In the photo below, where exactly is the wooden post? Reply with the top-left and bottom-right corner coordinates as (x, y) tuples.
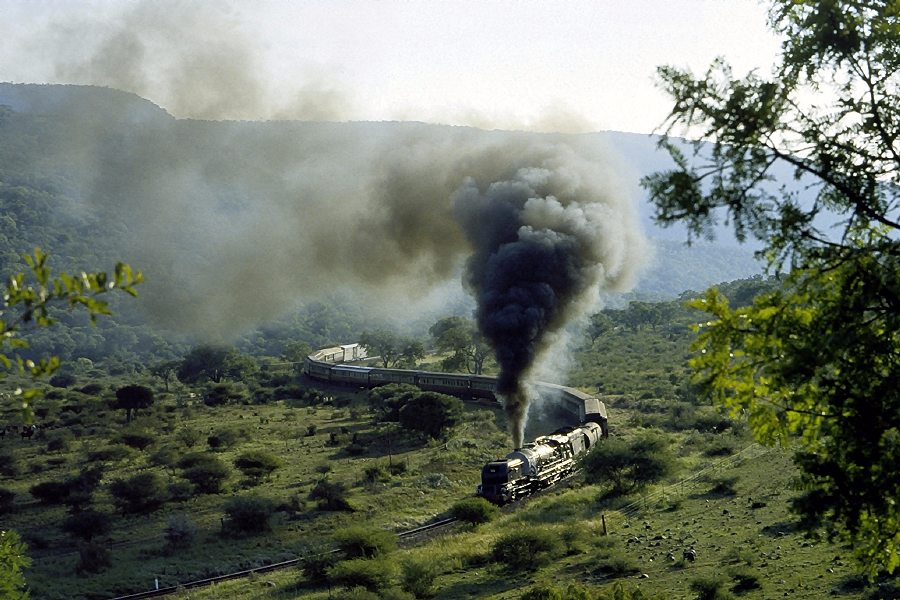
(601, 513), (608, 535)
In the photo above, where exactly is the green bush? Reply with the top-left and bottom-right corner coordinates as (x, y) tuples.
(75, 541), (111, 574)
(116, 428), (156, 451)
(86, 444), (138, 463)
(109, 472), (168, 514)
(0, 451), (20, 477)
(334, 525), (396, 559)
(29, 479), (71, 504)
(401, 557), (439, 598)
(690, 576), (735, 600)
(61, 509), (112, 541)
(449, 497), (498, 526)
(179, 454), (230, 493)
(582, 432), (679, 494)
(328, 558), (397, 592)
(50, 372), (77, 388)
(207, 427), (245, 450)
(310, 480), (354, 511)
(233, 450), (282, 482)
(302, 549), (338, 585)
(79, 382), (105, 396)
(398, 392), (463, 438)
(164, 514), (198, 550)
(46, 430), (74, 452)
(490, 528), (563, 571)
(223, 494), (277, 535)
(0, 487), (15, 514)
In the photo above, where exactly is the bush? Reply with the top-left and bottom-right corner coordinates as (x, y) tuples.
(310, 480), (354, 511)
(29, 480), (71, 504)
(0, 487), (15, 514)
(728, 566), (762, 593)
(116, 428), (156, 451)
(109, 472), (168, 514)
(450, 497), (498, 526)
(204, 382), (248, 406)
(490, 528), (563, 571)
(176, 427), (202, 448)
(328, 558), (397, 592)
(582, 432), (679, 494)
(234, 450), (282, 482)
(0, 451), (20, 477)
(223, 494), (277, 535)
(334, 526), (396, 559)
(363, 465), (390, 485)
(207, 427), (245, 450)
(179, 454), (230, 493)
(167, 480), (195, 502)
(164, 514), (197, 550)
(87, 444), (138, 463)
(46, 430), (74, 452)
(149, 447), (180, 473)
(79, 382), (105, 396)
(398, 392), (463, 438)
(50, 372), (77, 388)
(75, 541), (111, 574)
(302, 548), (338, 584)
(401, 557), (439, 598)
(690, 576), (735, 600)
(61, 509), (112, 541)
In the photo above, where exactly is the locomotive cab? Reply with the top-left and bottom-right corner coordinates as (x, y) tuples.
(477, 457), (526, 504)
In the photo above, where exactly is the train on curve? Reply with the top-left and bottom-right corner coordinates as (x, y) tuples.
(305, 343), (609, 504)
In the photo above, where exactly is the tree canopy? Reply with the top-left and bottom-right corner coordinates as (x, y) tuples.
(643, 0), (899, 576)
(429, 316), (491, 374)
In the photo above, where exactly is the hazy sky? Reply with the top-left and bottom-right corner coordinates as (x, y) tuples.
(0, 0), (782, 134)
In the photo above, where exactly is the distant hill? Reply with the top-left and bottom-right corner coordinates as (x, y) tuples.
(0, 83), (763, 346)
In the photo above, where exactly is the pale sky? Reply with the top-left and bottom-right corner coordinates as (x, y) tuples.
(0, 0), (782, 134)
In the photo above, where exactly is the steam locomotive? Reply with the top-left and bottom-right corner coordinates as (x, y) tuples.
(477, 421), (604, 504)
(305, 343), (609, 504)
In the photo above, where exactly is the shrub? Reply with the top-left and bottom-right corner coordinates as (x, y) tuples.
(690, 576), (735, 600)
(302, 548), (338, 584)
(490, 528), (563, 571)
(450, 497), (498, 526)
(167, 480), (195, 502)
(0, 487), (15, 514)
(164, 514), (198, 550)
(46, 430), (74, 452)
(61, 509), (112, 541)
(328, 558), (397, 592)
(334, 526), (396, 559)
(310, 480), (353, 511)
(29, 480), (71, 504)
(75, 541), (111, 574)
(149, 447), (180, 473)
(582, 432), (679, 494)
(0, 451), (20, 477)
(398, 392), (463, 438)
(79, 382), (105, 396)
(207, 427), (245, 450)
(109, 472), (168, 514)
(223, 494), (277, 535)
(181, 455), (230, 494)
(363, 465), (390, 485)
(176, 427), (202, 448)
(87, 444), (138, 463)
(49, 372), (77, 388)
(401, 557), (439, 598)
(728, 566), (762, 593)
(204, 382), (248, 406)
(234, 450), (282, 482)
(116, 428), (156, 451)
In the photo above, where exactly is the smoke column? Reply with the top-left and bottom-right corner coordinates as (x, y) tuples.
(453, 145), (644, 447)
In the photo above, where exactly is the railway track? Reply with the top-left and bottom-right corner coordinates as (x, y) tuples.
(107, 517), (458, 600)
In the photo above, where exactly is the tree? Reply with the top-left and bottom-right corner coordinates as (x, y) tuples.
(359, 329), (401, 368)
(150, 360), (180, 392)
(429, 316), (490, 374)
(177, 345), (256, 384)
(582, 433), (678, 495)
(398, 392), (463, 438)
(233, 450), (282, 483)
(642, 0), (899, 576)
(178, 453), (230, 493)
(585, 312), (614, 344)
(0, 248), (142, 423)
(109, 472), (168, 514)
(114, 385), (154, 423)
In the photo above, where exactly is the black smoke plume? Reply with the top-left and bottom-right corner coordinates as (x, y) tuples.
(454, 148), (643, 447)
